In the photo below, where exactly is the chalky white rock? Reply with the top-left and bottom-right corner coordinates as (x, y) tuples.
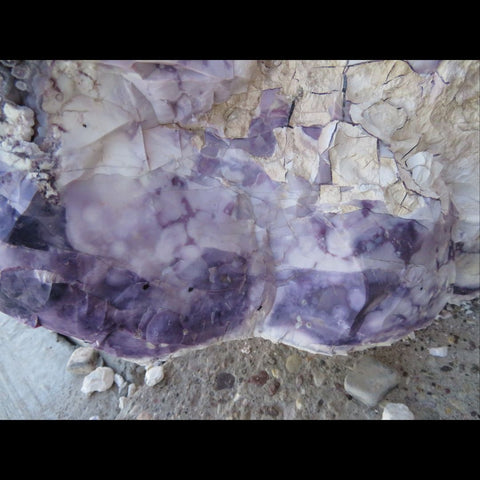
(145, 365), (165, 387)
(81, 366), (115, 395)
(428, 346), (449, 357)
(382, 402), (415, 420)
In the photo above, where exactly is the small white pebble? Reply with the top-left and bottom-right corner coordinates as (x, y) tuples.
(114, 373), (126, 388)
(382, 403), (415, 420)
(89, 416), (101, 420)
(428, 346), (449, 357)
(127, 383), (137, 397)
(145, 365), (165, 387)
(270, 367), (281, 379)
(81, 366), (115, 395)
(118, 396), (128, 410)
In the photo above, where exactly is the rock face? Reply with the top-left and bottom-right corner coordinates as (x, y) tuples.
(0, 60), (478, 362)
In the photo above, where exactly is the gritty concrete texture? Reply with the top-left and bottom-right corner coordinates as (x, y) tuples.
(1, 298), (479, 420)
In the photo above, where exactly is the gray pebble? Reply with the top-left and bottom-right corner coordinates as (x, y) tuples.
(312, 371), (326, 387)
(66, 346), (98, 375)
(344, 356), (399, 407)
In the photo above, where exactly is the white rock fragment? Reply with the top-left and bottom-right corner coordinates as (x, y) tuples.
(0, 102), (35, 142)
(428, 346), (449, 357)
(379, 156), (399, 187)
(329, 122), (379, 187)
(66, 346), (98, 375)
(352, 100), (408, 139)
(405, 151), (443, 194)
(81, 366), (115, 395)
(291, 91), (342, 126)
(382, 403), (415, 420)
(344, 356), (399, 407)
(127, 383), (137, 397)
(89, 416), (101, 420)
(114, 373), (127, 389)
(144, 365), (165, 387)
(118, 396), (128, 410)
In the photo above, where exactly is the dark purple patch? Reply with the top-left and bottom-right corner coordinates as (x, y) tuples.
(302, 125), (322, 140)
(215, 372), (235, 390)
(196, 155), (220, 176)
(268, 379), (281, 396)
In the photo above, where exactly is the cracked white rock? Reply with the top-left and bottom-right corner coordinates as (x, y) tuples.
(291, 91), (342, 126)
(329, 122), (379, 187)
(81, 366), (115, 395)
(382, 402), (415, 420)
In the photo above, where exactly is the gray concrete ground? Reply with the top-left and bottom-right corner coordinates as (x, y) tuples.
(1, 298), (478, 420)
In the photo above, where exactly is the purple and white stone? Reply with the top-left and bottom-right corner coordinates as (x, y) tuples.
(0, 60), (478, 362)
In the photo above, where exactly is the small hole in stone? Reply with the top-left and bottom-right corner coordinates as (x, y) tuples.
(188, 287), (194, 292)
(142, 283), (150, 290)
(82, 124), (87, 128)
(257, 305), (263, 311)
